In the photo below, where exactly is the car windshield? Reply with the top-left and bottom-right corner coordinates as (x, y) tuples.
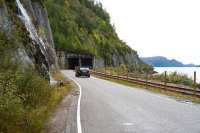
(80, 67), (89, 71)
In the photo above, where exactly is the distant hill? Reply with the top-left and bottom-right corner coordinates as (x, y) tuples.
(141, 56), (197, 67)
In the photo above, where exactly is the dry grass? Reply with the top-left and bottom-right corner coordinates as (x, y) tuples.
(52, 70), (66, 81)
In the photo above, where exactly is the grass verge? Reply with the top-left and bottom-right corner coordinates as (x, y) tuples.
(22, 71), (72, 133)
(0, 70), (72, 133)
(37, 71), (72, 132)
(93, 75), (200, 104)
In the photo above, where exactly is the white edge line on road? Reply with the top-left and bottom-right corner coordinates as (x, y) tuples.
(67, 76), (82, 133)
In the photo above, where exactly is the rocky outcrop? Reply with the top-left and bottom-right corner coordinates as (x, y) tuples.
(32, 2), (57, 70)
(94, 50), (145, 68)
(19, 0), (57, 68)
(0, 0), (57, 80)
(0, 2), (11, 34)
(32, 2), (55, 48)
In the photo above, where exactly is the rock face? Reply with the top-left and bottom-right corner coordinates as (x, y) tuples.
(94, 50), (145, 69)
(0, 0), (57, 80)
(112, 51), (142, 66)
(28, 1), (55, 48)
(0, 2), (11, 34)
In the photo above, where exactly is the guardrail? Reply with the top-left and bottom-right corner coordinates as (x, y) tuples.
(90, 70), (200, 98)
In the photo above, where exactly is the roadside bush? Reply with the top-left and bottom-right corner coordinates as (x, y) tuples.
(197, 84), (200, 89)
(16, 70), (51, 109)
(0, 67), (52, 132)
(0, 71), (24, 132)
(0, 56), (52, 133)
(153, 72), (194, 87)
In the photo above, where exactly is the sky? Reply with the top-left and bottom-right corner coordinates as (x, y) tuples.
(97, 0), (200, 64)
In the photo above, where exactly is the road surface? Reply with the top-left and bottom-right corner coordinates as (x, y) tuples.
(62, 70), (200, 133)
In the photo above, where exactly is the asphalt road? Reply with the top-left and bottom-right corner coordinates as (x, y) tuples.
(62, 70), (200, 133)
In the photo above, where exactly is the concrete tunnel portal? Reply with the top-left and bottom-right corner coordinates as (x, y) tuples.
(67, 57), (93, 69)
(57, 51), (94, 69)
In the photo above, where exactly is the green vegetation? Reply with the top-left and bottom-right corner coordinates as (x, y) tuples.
(0, 0), (4, 6)
(0, 29), (71, 132)
(94, 61), (153, 74)
(153, 72), (200, 88)
(0, 67), (71, 133)
(154, 72), (193, 85)
(96, 65), (153, 76)
(44, 0), (134, 65)
(95, 66), (199, 88)
(96, 65), (129, 75)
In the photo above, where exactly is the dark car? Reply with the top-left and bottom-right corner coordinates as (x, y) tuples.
(75, 67), (90, 77)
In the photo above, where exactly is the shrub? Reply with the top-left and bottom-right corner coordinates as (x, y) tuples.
(0, 67), (52, 132)
(16, 70), (51, 109)
(153, 72), (194, 87)
(0, 71), (24, 132)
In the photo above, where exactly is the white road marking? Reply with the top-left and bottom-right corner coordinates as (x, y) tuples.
(122, 123), (135, 126)
(67, 76), (83, 133)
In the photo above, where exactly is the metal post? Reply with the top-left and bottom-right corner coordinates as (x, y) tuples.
(164, 71), (167, 86)
(108, 67), (110, 78)
(117, 63), (119, 80)
(105, 66), (106, 77)
(94, 66), (96, 73)
(93, 56), (95, 70)
(127, 66), (129, 79)
(117, 69), (119, 80)
(194, 71), (196, 89)
(145, 73), (148, 89)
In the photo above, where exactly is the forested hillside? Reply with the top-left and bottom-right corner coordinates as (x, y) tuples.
(45, 0), (130, 54)
(45, 0), (149, 68)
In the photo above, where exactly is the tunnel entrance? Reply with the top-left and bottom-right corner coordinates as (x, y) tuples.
(67, 58), (79, 69)
(56, 51), (94, 69)
(59, 52), (94, 69)
(81, 58), (93, 68)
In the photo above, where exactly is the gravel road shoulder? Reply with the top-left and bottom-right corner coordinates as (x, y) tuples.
(45, 80), (80, 133)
